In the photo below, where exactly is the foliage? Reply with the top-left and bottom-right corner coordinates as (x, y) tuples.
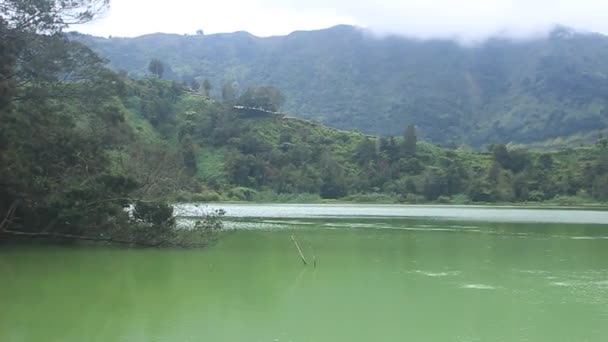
(0, 1), (222, 248)
(402, 124), (417, 158)
(202, 79), (212, 97)
(221, 81), (237, 103)
(148, 58), (165, 78)
(237, 86), (285, 112)
(140, 84), (608, 205)
(1, 0), (109, 32)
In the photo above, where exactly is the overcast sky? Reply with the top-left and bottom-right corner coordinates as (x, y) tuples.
(75, 0), (608, 42)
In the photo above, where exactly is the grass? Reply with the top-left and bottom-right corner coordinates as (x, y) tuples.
(122, 96), (164, 144)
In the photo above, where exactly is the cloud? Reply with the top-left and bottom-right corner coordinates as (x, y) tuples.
(75, 0), (608, 42)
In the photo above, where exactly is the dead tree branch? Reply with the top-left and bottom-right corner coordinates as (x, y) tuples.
(0, 201), (18, 232)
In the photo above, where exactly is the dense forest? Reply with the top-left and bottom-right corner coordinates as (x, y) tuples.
(73, 25), (608, 148)
(105, 76), (608, 206)
(1, 1), (608, 247)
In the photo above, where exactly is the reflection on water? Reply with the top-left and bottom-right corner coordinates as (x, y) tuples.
(1, 204), (608, 342)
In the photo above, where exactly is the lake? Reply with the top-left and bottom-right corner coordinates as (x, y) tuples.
(2, 204), (608, 341)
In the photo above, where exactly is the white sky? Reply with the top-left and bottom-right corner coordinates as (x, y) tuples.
(75, 0), (608, 42)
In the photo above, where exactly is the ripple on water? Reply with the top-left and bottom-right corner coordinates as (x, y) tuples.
(260, 220), (316, 225)
(550, 281), (574, 287)
(461, 284), (496, 290)
(568, 236), (608, 240)
(415, 270), (462, 277)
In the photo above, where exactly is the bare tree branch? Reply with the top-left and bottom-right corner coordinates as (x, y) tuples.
(0, 201), (18, 232)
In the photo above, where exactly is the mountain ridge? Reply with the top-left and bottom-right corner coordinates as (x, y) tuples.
(72, 24), (608, 148)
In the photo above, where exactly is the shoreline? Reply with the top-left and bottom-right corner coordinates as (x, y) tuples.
(174, 200), (608, 211)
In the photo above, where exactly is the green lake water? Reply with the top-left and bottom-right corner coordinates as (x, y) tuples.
(2, 204), (608, 341)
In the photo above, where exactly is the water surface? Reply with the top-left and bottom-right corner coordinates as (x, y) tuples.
(177, 203), (608, 224)
(2, 204), (608, 341)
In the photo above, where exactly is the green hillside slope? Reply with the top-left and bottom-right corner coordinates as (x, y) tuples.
(118, 78), (608, 205)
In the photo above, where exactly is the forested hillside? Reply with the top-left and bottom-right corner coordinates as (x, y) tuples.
(73, 25), (608, 147)
(117, 79), (608, 205)
(3, 1), (608, 248)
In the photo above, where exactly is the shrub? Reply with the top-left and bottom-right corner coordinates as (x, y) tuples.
(436, 196), (451, 204)
(344, 193), (397, 203)
(450, 194), (471, 205)
(400, 194), (425, 204)
(229, 187), (258, 201)
(191, 191), (221, 202)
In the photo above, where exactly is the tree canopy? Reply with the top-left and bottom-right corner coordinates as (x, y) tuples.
(0, 0), (224, 247)
(236, 86), (285, 112)
(148, 58), (165, 78)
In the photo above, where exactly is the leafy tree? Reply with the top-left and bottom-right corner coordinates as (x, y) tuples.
(148, 58), (165, 78)
(488, 162), (501, 185)
(319, 153), (347, 199)
(468, 179), (493, 202)
(180, 135), (197, 176)
(512, 173), (530, 201)
(592, 175), (608, 200)
(491, 144), (529, 173)
(221, 81), (236, 103)
(237, 86), (285, 112)
(446, 163), (467, 195)
(491, 144), (511, 168)
(202, 79), (212, 97)
(238, 131), (272, 155)
(538, 154), (554, 169)
(0, 0), (109, 32)
(508, 148), (531, 173)
(422, 167), (448, 200)
(354, 138), (377, 165)
(190, 79), (200, 91)
(396, 157), (424, 175)
(401, 124), (417, 157)
(379, 136), (399, 162)
(225, 152), (268, 188)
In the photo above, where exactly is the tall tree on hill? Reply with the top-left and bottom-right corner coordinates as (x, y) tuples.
(148, 58), (165, 78)
(222, 82), (236, 103)
(354, 138), (378, 165)
(320, 152), (347, 199)
(203, 79), (212, 97)
(190, 79), (200, 91)
(402, 124), (417, 157)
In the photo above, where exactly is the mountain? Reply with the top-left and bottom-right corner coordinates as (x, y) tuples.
(71, 25), (608, 147)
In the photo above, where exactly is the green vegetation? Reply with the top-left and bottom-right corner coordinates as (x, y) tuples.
(106, 78), (608, 206)
(0, 0), (223, 247)
(72, 25), (608, 147)
(1, 1), (607, 248)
